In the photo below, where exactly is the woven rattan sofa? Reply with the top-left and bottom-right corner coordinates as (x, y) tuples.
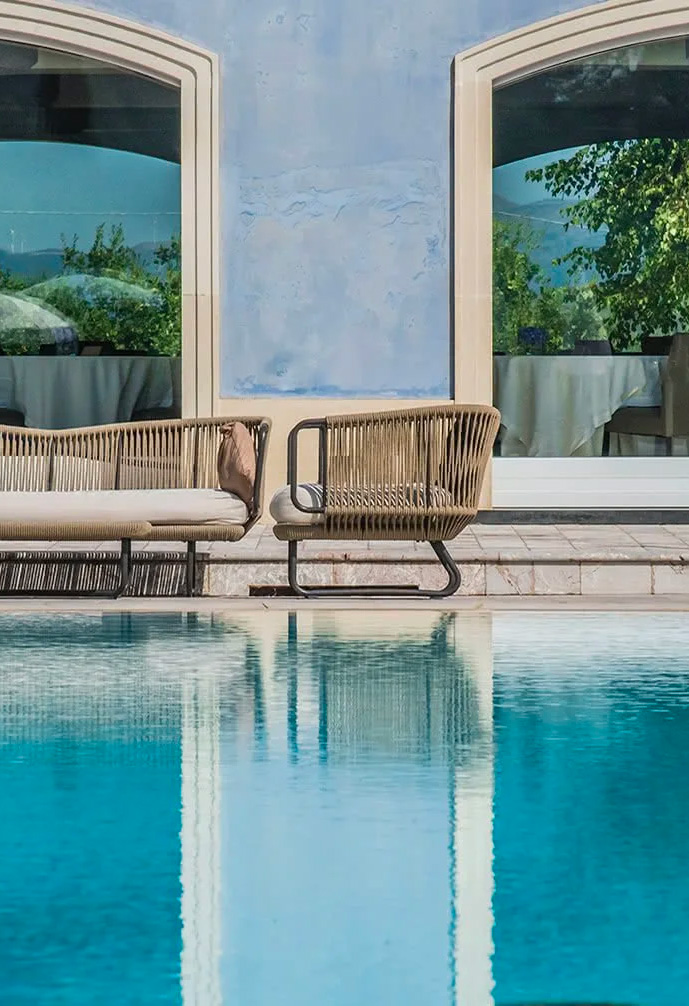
(0, 417), (270, 597)
(270, 404), (500, 598)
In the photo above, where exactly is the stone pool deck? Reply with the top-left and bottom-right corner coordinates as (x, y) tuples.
(202, 523), (689, 596)
(2, 523), (689, 596)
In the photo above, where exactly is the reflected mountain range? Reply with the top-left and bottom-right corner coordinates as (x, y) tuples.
(0, 242), (162, 280)
(493, 191), (605, 285)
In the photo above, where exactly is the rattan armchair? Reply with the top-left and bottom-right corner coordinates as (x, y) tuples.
(271, 404), (500, 598)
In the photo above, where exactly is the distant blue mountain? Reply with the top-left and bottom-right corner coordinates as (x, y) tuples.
(0, 248), (63, 279)
(493, 192), (605, 286)
(0, 243), (161, 280)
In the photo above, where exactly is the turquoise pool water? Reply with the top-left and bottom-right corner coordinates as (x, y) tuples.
(1, 611), (687, 1004)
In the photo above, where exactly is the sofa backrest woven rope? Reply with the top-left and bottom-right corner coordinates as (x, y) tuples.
(0, 417), (270, 519)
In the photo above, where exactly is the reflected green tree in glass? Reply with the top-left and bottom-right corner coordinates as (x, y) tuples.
(493, 220), (607, 354)
(0, 223), (181, 356)
(526, 138), (689, 349)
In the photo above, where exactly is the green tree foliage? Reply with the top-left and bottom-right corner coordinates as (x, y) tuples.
(526, 138), (689, 348)
(62, 222), (144, 278)
(493, 219), (608, 354)
(0, 267), (31, 292)
(493, 219), (543, 351)
(0, 223), (181, 356)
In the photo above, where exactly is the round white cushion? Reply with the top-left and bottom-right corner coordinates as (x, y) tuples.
(269, 483), (324, 526)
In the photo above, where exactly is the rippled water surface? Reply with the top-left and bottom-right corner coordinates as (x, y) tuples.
(0, 611), (688, 1005)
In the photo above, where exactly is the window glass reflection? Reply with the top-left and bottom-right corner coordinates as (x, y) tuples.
(0, 43), (180, 427)
(493, 38), (689, 457)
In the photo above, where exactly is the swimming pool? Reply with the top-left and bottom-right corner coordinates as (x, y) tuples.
(0, 610), (687, 1004)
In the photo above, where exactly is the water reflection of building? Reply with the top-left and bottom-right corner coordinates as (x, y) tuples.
(215, 610), (496, 1006)
(177, 612), (689, 1004)
(0, 610), (497, 1005)
(0, 615), (191, 1003)
(0, 613), (245, 1006)
(181, 671), (221, 1006)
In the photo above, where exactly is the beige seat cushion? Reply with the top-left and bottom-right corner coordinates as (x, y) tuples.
(270, 483), (324, 526)
(0, 489), (248, 526)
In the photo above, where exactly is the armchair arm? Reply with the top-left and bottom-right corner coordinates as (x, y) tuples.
(287, 418), (327, 514)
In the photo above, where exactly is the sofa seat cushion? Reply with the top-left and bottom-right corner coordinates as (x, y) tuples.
(0, 489), (249, 526)
(270, 482), (454, 526)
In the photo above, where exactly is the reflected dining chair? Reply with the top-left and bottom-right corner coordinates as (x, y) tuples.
(130, 406), (180, 422)
(573, 337), (612, 355)
(0, 408), (25, 427)
(603, 332), (689, 455)
(641, 333), (674, 355)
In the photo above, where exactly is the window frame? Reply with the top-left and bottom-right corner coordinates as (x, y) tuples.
(453, 0), (689, 507)
(0, 0), (219, 417)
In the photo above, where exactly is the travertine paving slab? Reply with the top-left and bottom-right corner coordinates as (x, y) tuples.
(1, 523), (688, 596)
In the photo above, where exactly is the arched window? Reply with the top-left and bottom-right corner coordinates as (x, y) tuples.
(454, 1), (689, 507)
(0, 2), (216, 428)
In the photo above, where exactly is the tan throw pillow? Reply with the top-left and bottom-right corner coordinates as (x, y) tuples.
(217, 422), (256, 506)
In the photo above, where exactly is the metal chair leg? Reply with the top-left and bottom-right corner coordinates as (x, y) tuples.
(287, 540), (309, 598)
(113, 538), (132, 598)
(429, 541), (462, 597)
(186, 541), (197, 597)
(287, 538), (462, 599)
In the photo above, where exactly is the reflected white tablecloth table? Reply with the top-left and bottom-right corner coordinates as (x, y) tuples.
(0, 356), (180, 429)
(493, 355), (664, 457)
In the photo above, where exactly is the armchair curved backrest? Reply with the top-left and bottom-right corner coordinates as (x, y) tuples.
(323, 404), (500, 535)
